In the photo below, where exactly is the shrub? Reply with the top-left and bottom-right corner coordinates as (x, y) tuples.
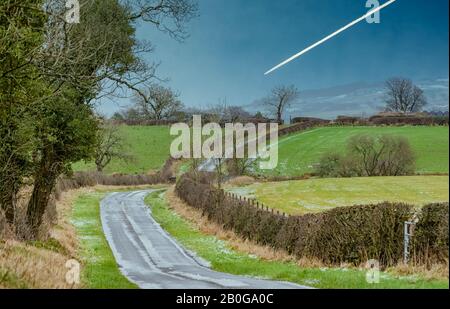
(413, 203), (449, 265)
(316, 153), (341, 178)
(226, 158), (256, 176)
(315, 134), (416, 177)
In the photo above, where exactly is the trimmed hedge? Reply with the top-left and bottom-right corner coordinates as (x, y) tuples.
(292, 117), (331, 125)
(368, 115), (449, 126)
(55, 157), (177, 197)
(278, 121), (321, 137)
(176, 174), (448, 267)
(412, 203), (449, 265)
(300, 203), (412, 266)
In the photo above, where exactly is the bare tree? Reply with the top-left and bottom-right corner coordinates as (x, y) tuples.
(347, 134), (415, 177)
(95, 123), (132, 172)
(384, 78), (428, 113)
(226, 157), (255, 176)
(124, 0), (199, 41)
(134, 84), (184, 120)
(205, 99), (228, 123)
(264, 85), (299, 124)
(225, 106), (251, 123)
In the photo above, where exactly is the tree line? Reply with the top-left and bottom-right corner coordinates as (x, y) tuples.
(112, 77), (429, 126)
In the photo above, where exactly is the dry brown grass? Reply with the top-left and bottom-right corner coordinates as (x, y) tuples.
(0, 240), (76, 289)
(0, 184), (156, 289)
(387, 262), (449, 280)
(0, 187), (86, 289)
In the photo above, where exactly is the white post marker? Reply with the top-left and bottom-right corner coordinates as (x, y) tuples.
(264, 0), (397, 75)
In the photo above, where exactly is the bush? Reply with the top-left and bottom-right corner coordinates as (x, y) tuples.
(315, 134), (416, 177)
(316, 153), (357, 178)
(413, 203), (449, 265)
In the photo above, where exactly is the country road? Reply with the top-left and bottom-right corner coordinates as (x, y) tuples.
(100, 190), (308, 289)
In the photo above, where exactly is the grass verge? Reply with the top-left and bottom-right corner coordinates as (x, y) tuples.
(145, 190), (449, 289)
(71, 190), (137, 289)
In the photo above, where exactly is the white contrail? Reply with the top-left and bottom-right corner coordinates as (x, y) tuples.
(264, 0), (397, 75)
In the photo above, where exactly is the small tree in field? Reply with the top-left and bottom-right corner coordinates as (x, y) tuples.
(347, 134), (415, 176)
(94, 124), (132, 172)
(315, 134), (415, 177)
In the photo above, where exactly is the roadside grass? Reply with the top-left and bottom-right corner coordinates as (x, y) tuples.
(0, 240), (71, 288)
(258, 126), (449, 177)
(72, 191), (137, 289)
(0, 266), (28, 288)
(227, 176), (449, 215)
(145, 190), (449, 289)
(73, 125), (173, 174)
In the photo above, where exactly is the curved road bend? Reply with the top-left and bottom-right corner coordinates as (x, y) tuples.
(100, 190), (309, 289)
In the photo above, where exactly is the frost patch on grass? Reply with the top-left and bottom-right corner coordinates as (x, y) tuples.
(71, 219), (98, 227)
(303, 279), (320, 285)
(226, 187), (256, 199)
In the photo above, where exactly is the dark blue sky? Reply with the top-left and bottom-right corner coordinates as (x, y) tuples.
(98, 0), (449, 114)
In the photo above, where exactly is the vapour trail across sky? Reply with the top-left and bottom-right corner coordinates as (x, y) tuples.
(264, 0), (397, 75)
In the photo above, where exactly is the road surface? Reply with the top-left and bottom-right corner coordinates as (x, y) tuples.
(100, 190), (308, 289)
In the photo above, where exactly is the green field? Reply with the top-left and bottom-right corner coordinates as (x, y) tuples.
(145, 190), (448, 289)
(73, 125), (173, 174)
(259, 126), (449, 176)
(227, 176), (449, 215)
(73, 125), (448, 176)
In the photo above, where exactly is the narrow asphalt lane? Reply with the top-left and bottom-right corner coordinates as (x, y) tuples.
(100, 190), (309, 289)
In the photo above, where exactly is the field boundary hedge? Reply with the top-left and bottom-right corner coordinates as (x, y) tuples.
(175, 173), (449, 267)
(55, 157), (177, 197)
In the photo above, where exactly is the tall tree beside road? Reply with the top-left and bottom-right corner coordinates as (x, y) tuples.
(0, 0), (47, 225)
(0, 0), (198, 237)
